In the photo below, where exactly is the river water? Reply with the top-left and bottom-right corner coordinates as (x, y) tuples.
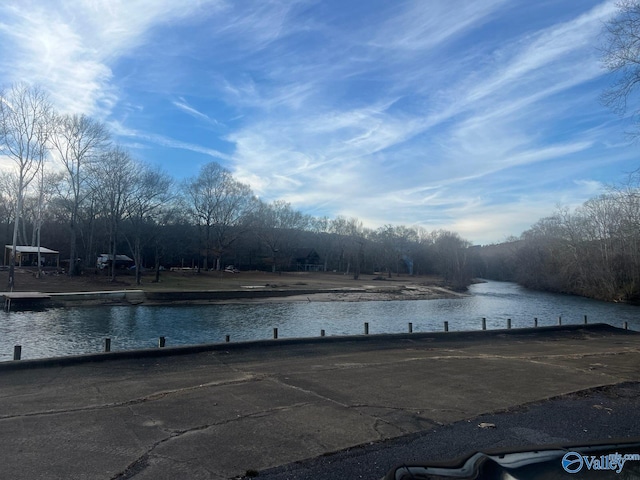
(1, 280), (638, 361)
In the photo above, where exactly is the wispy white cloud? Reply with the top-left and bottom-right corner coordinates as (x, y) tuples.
(0, 0), (634, 244)
(0, 0), (219, 116)
(109, 120), (232, 162)
(172, 1), (636, 242)
(172, 97), (222, 127)
(369, 0), (508, 52)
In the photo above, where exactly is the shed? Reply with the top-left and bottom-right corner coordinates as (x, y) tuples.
(4, 245), (60, 268)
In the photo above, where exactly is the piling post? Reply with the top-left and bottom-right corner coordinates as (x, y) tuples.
(104, 338), (111, 353)
(225, 335), (230, 343)
(159, 336), (166, 348)
(321, 329), (325, 337)
(624, 321), (628, 330)
(558, 316), (562, 326)
(482, 318), (486, 330)
(584, 315), (588, 325)
(444, 321), (449, 332)
(364, 322), (369, 335)
(408, 322), (413, 333)
(507, 318), (511, 329)
(273, 328), (278, 339)
(13, 345), (21, 361)
(534, 317), (538, 328)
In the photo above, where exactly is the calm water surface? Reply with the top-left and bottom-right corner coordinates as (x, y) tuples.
(1, 280), (638, 361)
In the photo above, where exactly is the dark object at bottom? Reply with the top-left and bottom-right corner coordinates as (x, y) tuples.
(384, 438), (640, 479)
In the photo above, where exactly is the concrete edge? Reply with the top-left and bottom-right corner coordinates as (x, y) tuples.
(0, 323), (634, 372)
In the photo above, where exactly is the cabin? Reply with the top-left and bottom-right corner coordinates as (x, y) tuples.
(293, 248), (323, 271)
(3, 245), (60, 268)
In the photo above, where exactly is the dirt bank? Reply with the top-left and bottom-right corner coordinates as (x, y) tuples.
(0, 268), (467, 305)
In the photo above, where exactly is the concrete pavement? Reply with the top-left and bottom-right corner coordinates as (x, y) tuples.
(0, 324), (639, 479)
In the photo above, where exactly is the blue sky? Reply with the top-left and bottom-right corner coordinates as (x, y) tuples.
(0, 0), (636, 244)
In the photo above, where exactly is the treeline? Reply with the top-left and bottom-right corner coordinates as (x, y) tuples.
(0, 83), (475, 289)
(477, 176), (640, 302)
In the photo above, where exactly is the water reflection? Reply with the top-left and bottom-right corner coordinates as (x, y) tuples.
(1, 280), (638, 361)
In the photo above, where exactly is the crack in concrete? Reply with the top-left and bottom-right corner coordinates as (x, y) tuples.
(0, 374), (258, 421)
(267, 376), (350, 409)
(111, 401), (313, 479)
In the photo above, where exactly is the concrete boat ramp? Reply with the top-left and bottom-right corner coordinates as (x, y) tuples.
(2, 291), (51, 311)
(0, 324), (639, 479)
(2, 290), (146, 311)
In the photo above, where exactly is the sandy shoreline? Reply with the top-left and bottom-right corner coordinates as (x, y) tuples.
(24, 284), (468, 308)
(1, 269), (467, 307)
(0, 269), (466, 306)
(211, 284), (468, 304)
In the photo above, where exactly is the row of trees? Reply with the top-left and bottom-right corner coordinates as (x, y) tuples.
(476, 176), (640, 302)
(0, 83), (475, 289)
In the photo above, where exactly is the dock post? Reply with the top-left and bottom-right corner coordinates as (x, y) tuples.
(225, 335), (230, 343)
(558, 316), (562, 326)
(584, 315), (588, 325)
(13, 345), (21, 361)
(104, 338), (111, 352)
(159, 336), (166, 348)
(507, 318), (511, 329)
(444, 321), (449, 332)
(624, 321), (628, 330)
(273, 328), (278, 339)
(364, 322), (369, 335)
(534, 317), (538, 328)
(482, 318), (486, 330)
(408, 322), (413, 333)
(321, 329), (325, 337)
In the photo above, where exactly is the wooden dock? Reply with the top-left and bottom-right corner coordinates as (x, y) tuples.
(2, 292), (51, 312)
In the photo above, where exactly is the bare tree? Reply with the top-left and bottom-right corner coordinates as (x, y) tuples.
(309, 216), (333, 272)
(91, 146), (136, 281)
(124, 165), (173, 285)
(184, 162), (257, 271)
(330, 216), (365, 279)
(0, 83), (53, 290)
(601, 0), (640, 132)
(31, 166), (62, 277)
(431, 230), (472, 290)
(254, 200), (308, 272)
(50, 114), (110, 275)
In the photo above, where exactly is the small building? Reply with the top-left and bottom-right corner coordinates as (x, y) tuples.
(3, 245), (60, 268)
(293, 248), (323, 271)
